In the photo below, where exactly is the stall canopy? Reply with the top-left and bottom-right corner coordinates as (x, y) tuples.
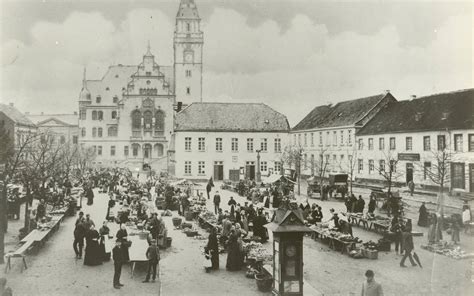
(262, 174), (283, 184)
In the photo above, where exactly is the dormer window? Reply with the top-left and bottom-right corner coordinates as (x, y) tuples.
(415, 112), (423, 121)
(441, 112), (450, 120)
(96, 96), (101, 103)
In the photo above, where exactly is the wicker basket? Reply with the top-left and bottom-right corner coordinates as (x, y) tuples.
(172, 217), (182, 227)
(255, 273), (272, 292)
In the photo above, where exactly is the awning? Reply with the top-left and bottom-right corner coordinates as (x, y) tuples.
(262, 174), (282, 184)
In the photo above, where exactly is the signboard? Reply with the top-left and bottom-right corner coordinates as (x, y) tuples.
(398, 153), (420, 161)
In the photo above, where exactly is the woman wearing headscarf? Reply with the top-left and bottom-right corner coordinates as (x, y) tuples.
(205, 227), (219, 270)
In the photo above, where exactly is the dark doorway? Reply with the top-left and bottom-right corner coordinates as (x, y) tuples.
(246, 161), (256, 180)
(214, 161), (224, 181)
(469, 164), (474, 193)
(406, 163), (414, 184)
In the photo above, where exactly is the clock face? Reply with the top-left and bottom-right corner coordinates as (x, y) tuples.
(285, 245), (296, 257)
(184, 52), (193, 63)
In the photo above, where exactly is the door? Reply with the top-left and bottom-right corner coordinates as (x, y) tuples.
(469, 164), (474, 193)
(246, 161), (255, 180)
(143, 144), (152, 159)
(406, 163), (414, 184)
(214, 161), (224, 181)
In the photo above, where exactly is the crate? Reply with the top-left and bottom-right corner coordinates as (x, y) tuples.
(366, 249), (378, 259)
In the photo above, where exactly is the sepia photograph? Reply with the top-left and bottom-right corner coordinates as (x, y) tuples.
(0, 0), (473, 295)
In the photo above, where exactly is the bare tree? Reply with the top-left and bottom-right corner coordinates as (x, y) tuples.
(373, 150), (403, 196)
(75, 145), (96, 175)
(280, 144), (304, 195)
(314, 147), (331, 197)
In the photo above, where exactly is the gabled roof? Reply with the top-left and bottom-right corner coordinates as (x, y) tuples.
(0, 104), (36, 127)
(27, 113), (78, 127)
(175, 102), (290, 132)
(357, 89), (474, 135)
(292, 92), (394, 130)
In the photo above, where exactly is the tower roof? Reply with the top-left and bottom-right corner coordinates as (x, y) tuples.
(79, 67), (91, 101)
(144, 41), (154, 58)
(176, 0), (200, 19)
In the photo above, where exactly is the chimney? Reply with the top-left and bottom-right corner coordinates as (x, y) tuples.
(384, 90), (390, 95)
(9, 103), (14, 107)
(410, 95), (416, 100)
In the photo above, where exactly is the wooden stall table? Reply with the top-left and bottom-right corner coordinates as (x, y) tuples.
(328, 237), (356, 254)
(128, 232), (151, 278)
(372, 221), (390, 233)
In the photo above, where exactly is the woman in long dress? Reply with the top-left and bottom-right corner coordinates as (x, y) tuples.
(84, 225), (102, 266)
(418, 202), (429, 227)
(206, 227), (219, 270)
(99, 221), (110, 261)
(226, 230), (242, 271)
(116, 225), (130, 262)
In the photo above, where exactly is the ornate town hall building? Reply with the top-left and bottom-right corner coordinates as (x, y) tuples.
(78, 0), (203, 172)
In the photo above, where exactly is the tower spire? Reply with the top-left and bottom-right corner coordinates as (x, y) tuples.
(82, 66), (87, 89)
(144, 40), (153, 57)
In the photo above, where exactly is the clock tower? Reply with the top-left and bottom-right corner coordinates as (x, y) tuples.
(174, 0), (203, 105)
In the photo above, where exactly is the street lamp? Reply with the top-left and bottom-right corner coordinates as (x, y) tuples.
(256, 149), (262, 183)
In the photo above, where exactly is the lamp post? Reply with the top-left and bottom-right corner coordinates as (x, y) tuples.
(256, 149), (262, 183)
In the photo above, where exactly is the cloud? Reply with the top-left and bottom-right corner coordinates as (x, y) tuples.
(0, 7), (471, 126)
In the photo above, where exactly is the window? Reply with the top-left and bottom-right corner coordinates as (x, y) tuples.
(319, 132), (323, 146)
(132, 145), (139, 157)
(369, 160), (374, 174)
(198, 137), (205, 151)
(420, 136), (430, 151)
(143, 110), (153, 129)
(105, 87), (110, 91)
(146, 71), (151, 76)
(451, 163), (465, 189)
(274, 161), (282, 173)
(303, 154), (308, 169)
(185, 137), (192, 151)
(274, 138), (281, 153)
(92, 110), (97, 120)
(379, 160), (385, 174)
(98, 111), (103, 120)
(132, 110), (141, 129)
(469, 134), (474, 152)
(216, 138), (223, 152)
(98, 127), (103, 137)
(358, 159), (363, 173)
(231, 138), (238, 152)
(185, 161), (192, 175)
(97, 146), (102, 156)
(423, 162), (431, 180)
(155, 110), (165, 133)
(72, 136), (78, 144)
(389, 160), (396, 173)
(437, 135), (446, 150)
(81, 128), (86, 137)
(303, 133), (307, 146)
(390, 137), (396, 150)
(198, 161), (205, 175)
(108, 126), (117, 137)
(406, 137), (413, 151)
(186, 87), (190, 95)
(379, 138), (385, 150)
(247, 138), (254, 152)
(348, 130), (352, 145)
(333, 131), (337, 146)
(79, 109), (86, 120)
(96, 96), (101, 103)
(340, 131), (344, 145)
(311, 133), (314, 147)
(454, 134), (463, 152)
(298, 134), (301, 145)
(326, 132), (330, 146)
(124, 146), (129, 156)
(358, 138), (363, 150)
(110, 146), (116, 156)
(60, 135), (66, 144)
(293, 134), (296, 145)
(112, 111), (117, 119)
(368, 138), (374, 150)
(261, 161), (267, 172)
(92, 127), (97, 138)
(260, 138), (267, 152)
(186, 70), (192, 77)
(113, 96), (118, 103)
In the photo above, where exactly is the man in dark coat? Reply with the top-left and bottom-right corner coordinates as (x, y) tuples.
(112, 240), (124, 289)
(73, 214), (86, 259)
(418, 202), (429, 227)
(143, 239), (160, 282)
(400, 228), (417, 267)
(206, 177), (214, 200)
(213, 191), (221, 215)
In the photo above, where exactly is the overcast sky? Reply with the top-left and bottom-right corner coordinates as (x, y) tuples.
(0, 0), (472, 125)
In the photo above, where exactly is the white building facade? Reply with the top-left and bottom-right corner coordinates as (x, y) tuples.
(356, 89), (474, 194)
(27, 113), (79, 145)
(174, 103), (290, 181)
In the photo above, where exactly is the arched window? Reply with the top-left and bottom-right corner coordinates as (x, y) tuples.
(92, 127), (97, 137)
(108, 126), (118, 137)
(144, 110), (153, 129)
(81, 128), (86, 137)
(155, 110), (165, 134)
(98, 111), (103, 120)
(92, 110), (97, 120)
(98, 127), (103, 137)
(154, 144), (164, 157)
(143, 144), (152, 158)
(131, 110), (141, 129)
(132, 143), (140, 157)
(111, 111), (117, 119)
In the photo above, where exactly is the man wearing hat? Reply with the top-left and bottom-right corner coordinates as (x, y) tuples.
(361, 269), (383, 296)
(112, 239), (124, 289)
(143, 239), (160, 283)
